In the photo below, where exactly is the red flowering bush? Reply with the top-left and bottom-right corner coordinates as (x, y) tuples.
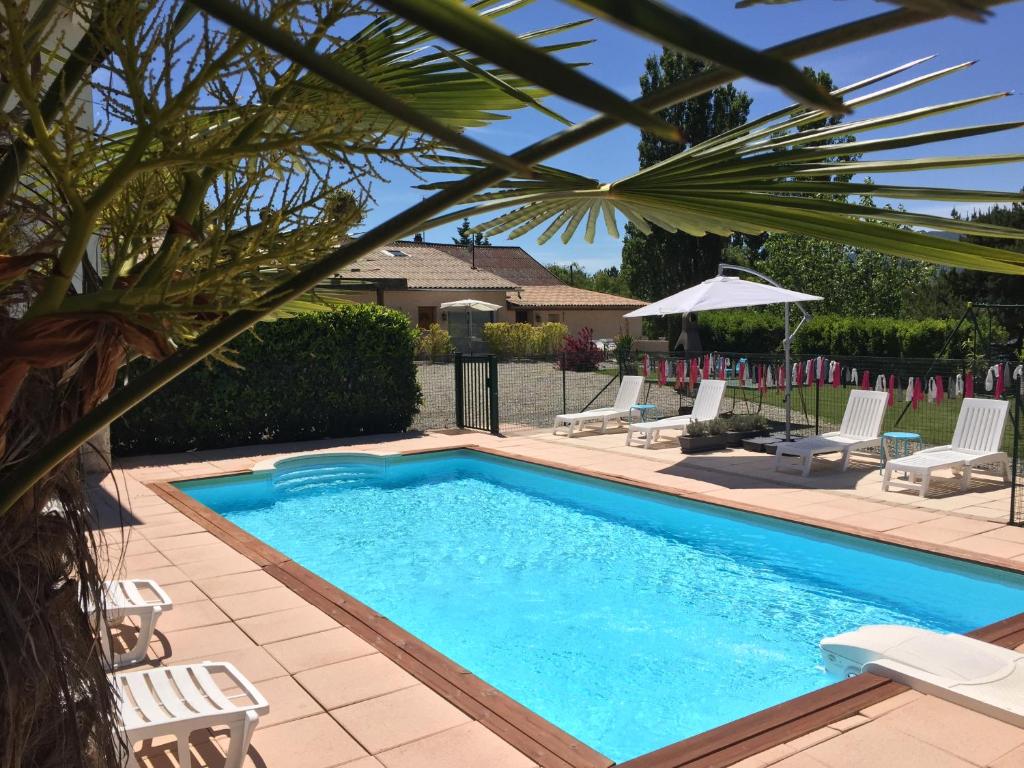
(558, 327), (605, 372)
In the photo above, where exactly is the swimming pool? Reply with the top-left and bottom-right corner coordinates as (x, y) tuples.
(176, 450), (1024, 762)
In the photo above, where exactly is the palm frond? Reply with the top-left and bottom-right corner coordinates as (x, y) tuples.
(419, 57), (1024, 274)
(735, 0), (993, 21)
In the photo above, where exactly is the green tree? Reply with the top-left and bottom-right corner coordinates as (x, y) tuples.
(620, 50), (752, 340)
(545, 262), (632, 296)
(453, 217), (491, 246)
(945, 196), (1024, 347)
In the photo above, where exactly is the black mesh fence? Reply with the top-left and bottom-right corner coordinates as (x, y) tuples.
(412, 354), (621, 433)
(413, 347), (1022, 524)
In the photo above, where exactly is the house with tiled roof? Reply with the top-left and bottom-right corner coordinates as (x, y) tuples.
(322, 241), (644, 343)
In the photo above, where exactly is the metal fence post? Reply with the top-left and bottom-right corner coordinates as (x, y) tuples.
(454, 353), (464, 429)
(561, 352), (567, 416)
(1011, 380), (1021, 526)
(814, 368), (820, 436)
(487, 355), (500, 435)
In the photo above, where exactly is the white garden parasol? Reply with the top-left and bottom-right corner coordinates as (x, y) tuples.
(624, 265), (823, 440)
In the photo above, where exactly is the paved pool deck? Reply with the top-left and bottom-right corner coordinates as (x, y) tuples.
(93, 427), (1024, 768)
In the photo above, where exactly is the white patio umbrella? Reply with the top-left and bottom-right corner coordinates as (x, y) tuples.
(440, 299), (502, 354)
(624, 265), (823, 440)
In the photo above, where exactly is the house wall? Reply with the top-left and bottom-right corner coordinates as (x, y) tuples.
(515, 308), (640, 339)
(334, 289), (513, 328)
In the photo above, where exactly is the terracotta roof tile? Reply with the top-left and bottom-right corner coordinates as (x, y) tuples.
(334, 245), (517, 290)
(506, 285), (646, 309)
(412, 241), (563, 286)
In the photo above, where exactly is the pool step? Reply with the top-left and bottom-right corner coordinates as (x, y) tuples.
(272, 464), (382, 492)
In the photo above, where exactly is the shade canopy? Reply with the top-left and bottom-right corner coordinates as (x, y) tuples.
(440, 299), (503, 312)
(624, 276), (822, 318)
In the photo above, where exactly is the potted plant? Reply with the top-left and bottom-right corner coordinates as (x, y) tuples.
(678, 418), (730, 453)
(725, 413), (770, 447)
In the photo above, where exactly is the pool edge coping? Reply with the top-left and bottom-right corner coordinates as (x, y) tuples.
(144, 443), (1024, 768)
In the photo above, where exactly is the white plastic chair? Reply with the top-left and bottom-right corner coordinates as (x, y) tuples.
(116, 661), (268, 768)
(776, 390), (888, 476)
(553, 375), (644, 436)
(883, 398), (1010, 497)
(94, 579), (173, 669)
(625, 379), (727, 448)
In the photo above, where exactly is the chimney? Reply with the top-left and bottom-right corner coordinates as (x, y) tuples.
(470, 241), (476, 270)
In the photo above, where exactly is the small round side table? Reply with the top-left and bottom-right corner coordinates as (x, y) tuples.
(881, 431), (923, 475)
(630, 404), (656, 423)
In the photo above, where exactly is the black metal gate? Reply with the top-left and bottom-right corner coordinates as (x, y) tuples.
(454, 354), (499, 434)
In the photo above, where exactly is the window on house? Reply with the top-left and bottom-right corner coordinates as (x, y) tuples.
(384, 248), (407, 257)
(515, 310), (529, 323)
(417, 306), (437, 329)
(548, 313), (561, 323)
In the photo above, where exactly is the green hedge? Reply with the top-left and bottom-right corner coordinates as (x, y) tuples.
(112, 306), (421, 456)
(699, 311), (978, 357)
(482, 322), (567, 358)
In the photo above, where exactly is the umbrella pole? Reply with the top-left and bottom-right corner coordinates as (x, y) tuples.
(784, 302), (792, 442)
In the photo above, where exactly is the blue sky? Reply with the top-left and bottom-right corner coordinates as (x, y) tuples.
(360, 1), (1024, 270)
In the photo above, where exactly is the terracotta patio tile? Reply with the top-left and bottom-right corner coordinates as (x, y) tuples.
(975, 525), (1024, 543)
(990, 743), (1024, 767)
(376, 721), (535, 768)
(161, 580), (207, 605)
(151, 531), (224, 552)
(248, 674), (325, 728)
(137, 519), (206, 539)
(131, 564), (189, 585)
(880, 695), (1024, 765)
(157, 622), (255, 661)
(237, 604), (338, 645)
(784, 727), (841, 753)
(213, 586), (310, 620)
(728, 744), (794, 767)
(806, 721), (978, 768)
(175, 645), (288, 684)
(165, 541), (249, 565)
(265, 627), (377, 674)
(890, 523), (982, 545)
(907, 516), (1004, 534)
(828, 511), (910, 532)
(771, 754), (830, 768)
(158, 599), (231, 633)
(195, 569), (284, 597)
(241, 713), (368, 768)
(947, 535), (1024, 560)
(829, 715), (870, 732)
(176, 552), (260, 580)
(859, 690), (920, 718)
(122, 548), (174, 572)
(295, 654), (418, 710)
(330, 684), (470, 753)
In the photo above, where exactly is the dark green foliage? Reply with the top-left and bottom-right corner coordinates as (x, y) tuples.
(545, 262), (632, 296)
(453, 217), (490, 245)
(699, 311), (982, 357)
(945, 196), (1024, 348)
(112, 306), (421, 455)
(620, 50), (752, 342)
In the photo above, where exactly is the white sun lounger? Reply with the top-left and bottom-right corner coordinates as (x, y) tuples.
(553, 375), (644, 436)
(94, 578), (173, 669)
(821, 625), (1024, 729)
(883, 397), (1009, 498)
(116, 661), (269, 768)
(625, 379), (726, 448)
(776, 390), (888, 476)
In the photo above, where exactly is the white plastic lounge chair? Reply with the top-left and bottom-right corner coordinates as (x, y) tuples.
(882, 397), (1009, 498)
(821, 624), (1024, 729)
(775, 389), (888, 476)
(553, 375), (644, 436)
(116, 661), (269, 768)
(94, 578), (173, 669)
(625, 379), (727, 449)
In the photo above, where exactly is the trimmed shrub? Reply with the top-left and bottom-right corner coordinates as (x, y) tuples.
(558, 327), (605, 372)
(111, 305), (421, 456)
(699, 311), (983, 357)
(482, 322), (567, 358)
(418, 322), (454, 361)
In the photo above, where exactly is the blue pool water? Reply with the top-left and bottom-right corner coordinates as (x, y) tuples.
(177, 451), (1024, 761)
